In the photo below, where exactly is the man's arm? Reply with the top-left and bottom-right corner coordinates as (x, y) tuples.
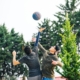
(57, 61), (63, 67)
(34, 32), (40, 47)
(52, 60), (63, 67)
(32, 28), (45, 53)
(38, 42), (46, 53)
(33, 28), (45, 47)
(12, 51), (20, 66)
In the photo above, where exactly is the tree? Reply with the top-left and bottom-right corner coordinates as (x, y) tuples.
(54, 0), (80, 52)
(0, 24), (28, 79)
(56, 14), (80, 80)
(38, 19), (61, 48)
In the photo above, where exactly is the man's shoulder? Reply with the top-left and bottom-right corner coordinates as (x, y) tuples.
(42, 50), (48, 57)
(48, 54), (58, 61)
(32, 46), (38, 51)
(21, 55), (27, 59)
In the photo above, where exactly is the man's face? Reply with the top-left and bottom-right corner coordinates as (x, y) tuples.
(49, 46), (56, 53)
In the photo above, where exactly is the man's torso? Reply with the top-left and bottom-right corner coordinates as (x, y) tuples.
(42, 53), (58, 78)
(19, 47), (41, 77)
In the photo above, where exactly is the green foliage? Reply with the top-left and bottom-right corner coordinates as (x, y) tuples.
(57, 0), (80, 11)
(56, 15), (80, 80)
(53, 0), (80, 51)
(0, 24), (28, 77)
(38, 19), (61, 49)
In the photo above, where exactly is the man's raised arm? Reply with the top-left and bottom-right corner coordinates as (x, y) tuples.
(38, 42), (46, 53)
(33, 28), (45, 47)
(32, 28), (45, 53)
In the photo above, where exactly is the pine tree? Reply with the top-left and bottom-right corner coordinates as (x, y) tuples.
(38, 19), (61, 48)
(56, 14), (80, 80)
(54, 0), (80, 52)
(0, 24), (9, 79)
(0, 24), (28, 79)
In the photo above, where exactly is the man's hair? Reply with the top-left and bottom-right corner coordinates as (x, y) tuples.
(24, 46), (31, 55)
(55, 45), (60, 51)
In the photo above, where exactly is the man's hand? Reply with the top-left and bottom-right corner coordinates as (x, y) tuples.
(12, 50), (16, 57)
(51, 60), (58, 65)
(32, 28), (45, 42)
(39, 28), (45, 32)
(52, 60), (63, 67)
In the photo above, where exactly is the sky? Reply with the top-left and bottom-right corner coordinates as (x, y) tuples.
(0, 0), (65, 42)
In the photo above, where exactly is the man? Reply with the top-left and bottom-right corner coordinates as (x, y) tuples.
(12, 28), (45, 80)
(38, 43), (63, 80)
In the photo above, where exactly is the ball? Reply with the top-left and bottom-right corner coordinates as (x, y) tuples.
(32, 12), (41, 20)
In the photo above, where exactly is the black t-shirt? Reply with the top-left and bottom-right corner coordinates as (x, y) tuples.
(19, 46), (41, 77)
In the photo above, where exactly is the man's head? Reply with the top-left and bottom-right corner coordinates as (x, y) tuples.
(24, 46), (31, 55)
(49, 45), (60, 54)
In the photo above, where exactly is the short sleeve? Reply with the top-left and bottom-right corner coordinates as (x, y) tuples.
(18, 56), (26, 64)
